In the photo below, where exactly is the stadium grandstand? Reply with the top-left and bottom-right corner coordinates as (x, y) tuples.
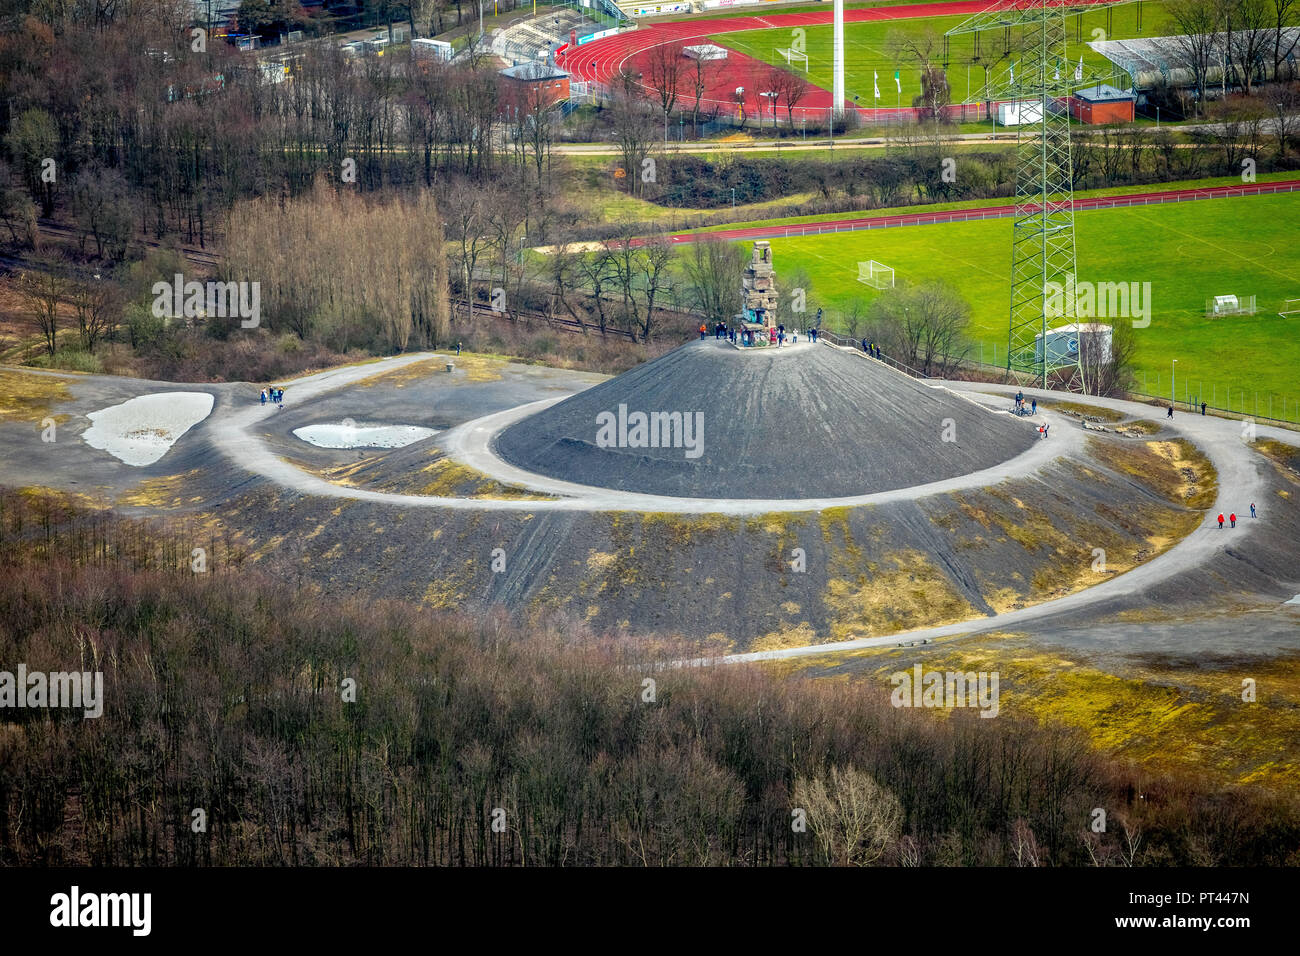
(1090, 28), (1300, 92)
(492, 5), (625, 65)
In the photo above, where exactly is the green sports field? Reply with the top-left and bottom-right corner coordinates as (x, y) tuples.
(761, 191), (1300, 419)
(712, 5), (1169, 106)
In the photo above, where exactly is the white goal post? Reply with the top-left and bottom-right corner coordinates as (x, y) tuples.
(776, 47), (809, 72)
(858, 260), (895, 289)
(1279, 298), (1300, 317)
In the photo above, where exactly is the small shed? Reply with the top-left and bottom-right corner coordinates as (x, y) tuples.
(1070, 84), (1136, 125)
(499, 62), (571, 108)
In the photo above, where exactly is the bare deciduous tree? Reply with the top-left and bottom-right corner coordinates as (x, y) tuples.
(684, 237), (744, 325)
(643, 40), (686, 119)
(69, 277), (123, 352)
(608, 73), (660, 197)
(224, 180), (449, 350)
(1263, 80), (1300, 155)
(1167, 0), (1226, 111)
(867, 281), (972, 375)
(18, 267), (66, 356)
(1225, 0), (1275, 95)
(793, 766), (902, 866)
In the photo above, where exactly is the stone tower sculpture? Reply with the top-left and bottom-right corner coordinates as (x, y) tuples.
(739, 241), (779, 329)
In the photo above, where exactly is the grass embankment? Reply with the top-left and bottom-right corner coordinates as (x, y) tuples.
(0, 369), (74, 425)
(300, 450), (554, 501)
(822, 634), (1300, 793)
(764, 190), (1300, 413)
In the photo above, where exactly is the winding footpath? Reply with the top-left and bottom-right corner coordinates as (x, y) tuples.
(201, 346), (1286, 663)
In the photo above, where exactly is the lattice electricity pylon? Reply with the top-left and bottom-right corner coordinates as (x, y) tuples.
(947, 0), (1131, 393)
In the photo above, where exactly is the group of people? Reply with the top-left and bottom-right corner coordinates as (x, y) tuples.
(1013, 391), (1037, 417)
(1217, 504), (1257, 528)
(703, 321), (817, 348)
(859, 339), (882, 360)
(260, 386), (285, 406)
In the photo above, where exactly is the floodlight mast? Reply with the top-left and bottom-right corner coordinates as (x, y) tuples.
(833, 0), (846, 118)
(947, 0), (1133, 394)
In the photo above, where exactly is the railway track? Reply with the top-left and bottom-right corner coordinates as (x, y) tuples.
(450, 298), (639, 340)
(34, 220), (222, 269)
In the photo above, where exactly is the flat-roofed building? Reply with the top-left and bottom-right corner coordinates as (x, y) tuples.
(1070, 84), (1137, 124)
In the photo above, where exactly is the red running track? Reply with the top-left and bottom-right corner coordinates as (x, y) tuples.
(659, 179), (1300, 244)
(560, 0), (1120, 122)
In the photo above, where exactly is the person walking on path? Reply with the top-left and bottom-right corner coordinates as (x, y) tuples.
(1167, 405), (1174, 418)
(699, 324), (707, 340)
(456, 342), (462, 356)
(1031, 398), (1037, 415)
(1217, 513), (1225, 528)
(260, 389), (267, 405)
(1200, 401), (1206, 415)
(862, 337), (869, 353)
(1230, 512), (1237, 528)
(1250, 502), (1257, 518)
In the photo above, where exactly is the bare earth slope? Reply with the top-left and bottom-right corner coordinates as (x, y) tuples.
(494, 340), (1038, 499)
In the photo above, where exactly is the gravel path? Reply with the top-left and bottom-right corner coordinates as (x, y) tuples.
(690, 383), (1283, 664)
(66, 348), (1285, 655)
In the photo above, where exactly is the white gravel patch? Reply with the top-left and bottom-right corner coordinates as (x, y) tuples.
(293, 421), (438, 449)
(83, 392), (215, 466)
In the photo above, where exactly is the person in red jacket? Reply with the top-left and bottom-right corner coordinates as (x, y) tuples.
(1217, 513), (1224, 528)
(1230, 512), (1237, 527)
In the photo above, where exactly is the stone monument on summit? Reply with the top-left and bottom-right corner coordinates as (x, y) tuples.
(738, 240), (778, 330)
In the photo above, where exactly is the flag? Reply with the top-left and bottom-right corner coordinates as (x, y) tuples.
(874, 71), (880, 99)
(1074, 56), (1083, 82)
(894, 70), (901, 93)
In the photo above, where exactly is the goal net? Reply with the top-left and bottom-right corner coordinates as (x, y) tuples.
(776, 47), (809, 72)
(858, 260), (895, 289)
